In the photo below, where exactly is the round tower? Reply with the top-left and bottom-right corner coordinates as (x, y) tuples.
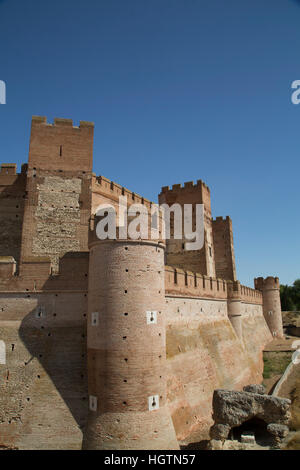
(83, 227), (178, 449)
(254, 276), (283, 339)
(227, 280), (243, 341)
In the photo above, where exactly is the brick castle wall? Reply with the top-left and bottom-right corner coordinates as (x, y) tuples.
(0, 116), (278, 449)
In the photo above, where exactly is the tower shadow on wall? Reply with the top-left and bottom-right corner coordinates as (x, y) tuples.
(18, 252), (89, 438)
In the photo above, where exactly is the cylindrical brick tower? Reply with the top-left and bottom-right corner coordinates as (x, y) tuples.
(83, 225), (178, 449)
(227, 280), (243, 341)
(254, 276), (283, 339)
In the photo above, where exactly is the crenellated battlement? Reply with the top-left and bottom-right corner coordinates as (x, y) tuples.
(226, 280), (262, 302)
(92, 174), (155, 208)
(0, 253), (89, 293)
(227, 280), (241, 298)
(161, 179), (210, 194)
(0, 163), (17, 176)
(31, 116), (94, 129)
(212, 215), (231, 222)
(165, 265), (227, 299)
(28, 115), (94, 174)
(159, 179), (212, 220)
(240, 283), (263, 302)
(0, 163), (27, 178)
(165, 265), (262, 304)
(254, 276), (280, 290)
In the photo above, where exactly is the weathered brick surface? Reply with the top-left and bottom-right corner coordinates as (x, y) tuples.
(0, 293), (88, 450)
(165, 297), (272, 444)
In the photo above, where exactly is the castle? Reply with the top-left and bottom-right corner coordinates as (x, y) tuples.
(0, 116), (283, 449)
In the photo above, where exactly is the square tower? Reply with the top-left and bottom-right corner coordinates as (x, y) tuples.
(20, 116), (94, 273)
(158, 180), (216, 277)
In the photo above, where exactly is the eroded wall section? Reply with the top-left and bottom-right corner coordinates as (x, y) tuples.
(165, 296), (272, 444)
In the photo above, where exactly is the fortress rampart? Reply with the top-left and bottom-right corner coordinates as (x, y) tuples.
(0, 117), (280, 449)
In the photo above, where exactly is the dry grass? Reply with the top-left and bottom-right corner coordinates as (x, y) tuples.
(262, 352), (292, 380)
(290, 378), (300, 430)
(282, 311), (300, 326)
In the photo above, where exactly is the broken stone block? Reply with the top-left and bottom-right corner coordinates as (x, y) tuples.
(212, 389), (291, 429)
(210, 423), (231, 440)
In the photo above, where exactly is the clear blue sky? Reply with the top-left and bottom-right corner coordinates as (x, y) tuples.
(0, 0), (299, 287)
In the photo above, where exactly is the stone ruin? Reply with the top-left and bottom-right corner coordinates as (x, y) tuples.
(210, 386), (291, 449)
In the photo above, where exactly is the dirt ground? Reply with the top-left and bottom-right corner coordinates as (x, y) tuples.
(263, 327), (300, 450)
